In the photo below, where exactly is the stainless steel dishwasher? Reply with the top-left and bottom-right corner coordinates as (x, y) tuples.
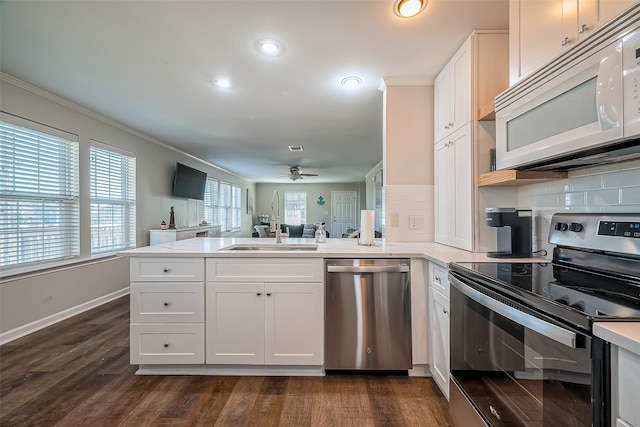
(324, 258), (411, 371)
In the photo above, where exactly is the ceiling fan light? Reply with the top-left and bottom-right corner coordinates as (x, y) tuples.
(394, 0), (427, 18)
(213, 79), (232, 88)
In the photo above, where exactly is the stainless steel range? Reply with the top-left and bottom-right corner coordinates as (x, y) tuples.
(448, 213), (640, 427)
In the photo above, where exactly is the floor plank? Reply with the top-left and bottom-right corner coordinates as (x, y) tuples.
(0, 296), (451, 426)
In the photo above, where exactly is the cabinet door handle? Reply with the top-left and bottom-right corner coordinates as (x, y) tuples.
(448, 122), (454, 128)
(163, 268), (170, 273)
(561, 37), (571, 46)
(444, 125), (449, 130)
(256, 292), (262, 296)
(578, 24), (588, 34)
(163, 301), (171, 307)
(163, 343), (170, 348)
(443, 308), (448, 314)
(266, 292), (272, 296)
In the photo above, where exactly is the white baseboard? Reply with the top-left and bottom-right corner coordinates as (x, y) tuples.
(0, 287), (130, 346)
(136, 364), (325, 376)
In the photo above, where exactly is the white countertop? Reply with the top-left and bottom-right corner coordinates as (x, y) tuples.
(119, 237), (548, 267)
(594, 322), (640, 356)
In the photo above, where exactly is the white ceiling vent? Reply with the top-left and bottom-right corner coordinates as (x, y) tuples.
(288, 145), (304, 152)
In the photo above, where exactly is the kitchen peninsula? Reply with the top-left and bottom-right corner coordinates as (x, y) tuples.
(121, 237), (542, 380)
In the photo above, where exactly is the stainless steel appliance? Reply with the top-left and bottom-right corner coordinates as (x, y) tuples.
(495, 6), (640, 171)
(449, 213), (640, 427)
(325, 258), (411, 370)
(485, 208), (532, 258)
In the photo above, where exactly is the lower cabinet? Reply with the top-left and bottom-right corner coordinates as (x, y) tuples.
(206, 282), (324, 365)
(615, 346), (640, 427)
(429, 264), (451, 400)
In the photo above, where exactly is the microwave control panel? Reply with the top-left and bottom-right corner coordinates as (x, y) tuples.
(623, 28), (640, 136)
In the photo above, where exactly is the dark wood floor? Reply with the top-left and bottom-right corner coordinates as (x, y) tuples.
(0, 296), (451, 426)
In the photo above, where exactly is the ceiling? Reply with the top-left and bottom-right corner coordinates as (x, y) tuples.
(0, 0), (508, 183)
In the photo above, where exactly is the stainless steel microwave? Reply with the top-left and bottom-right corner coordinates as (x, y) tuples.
(495, 9), (640, 171)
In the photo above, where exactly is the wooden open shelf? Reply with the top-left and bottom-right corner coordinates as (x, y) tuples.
(477, 100), (496, 121)
(478, 170), (568, 186)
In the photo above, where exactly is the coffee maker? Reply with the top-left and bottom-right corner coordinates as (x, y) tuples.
(485, 208), (532, 258)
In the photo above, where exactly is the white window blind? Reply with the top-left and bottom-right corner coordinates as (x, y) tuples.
(231, 185), (242, 231)
(218, 182), (231, 231)
(0, 119), (79, 268)
(284, 191), (307, 225)
(204, 178), (218, 225)
(90, 142), (136, 256)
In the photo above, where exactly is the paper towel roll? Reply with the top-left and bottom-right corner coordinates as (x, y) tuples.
(360, 210), (375, 245)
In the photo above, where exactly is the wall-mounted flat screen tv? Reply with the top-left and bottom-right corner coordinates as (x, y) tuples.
(172, 162), (207, 200)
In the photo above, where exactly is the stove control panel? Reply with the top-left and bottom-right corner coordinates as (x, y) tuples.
(549, 213), (640, 256)
(598, 221), (640, 238)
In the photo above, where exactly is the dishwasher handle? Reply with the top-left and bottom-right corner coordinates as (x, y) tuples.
(326, 264), (410, 273)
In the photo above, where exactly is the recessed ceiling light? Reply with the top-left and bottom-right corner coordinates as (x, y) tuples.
(340, 76), (363, 89)
(393, 0), (427, 18)
(213, 79), (232, 88)
(255, 39), (283, 56)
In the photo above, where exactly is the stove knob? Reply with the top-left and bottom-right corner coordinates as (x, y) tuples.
(555, 222), (569, 232)
(569, 222), (584, 232)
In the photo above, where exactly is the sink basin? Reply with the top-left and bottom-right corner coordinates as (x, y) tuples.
(221, 243), (319, 251)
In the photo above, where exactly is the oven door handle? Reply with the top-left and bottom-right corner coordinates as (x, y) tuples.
(452, 277), (577, 349)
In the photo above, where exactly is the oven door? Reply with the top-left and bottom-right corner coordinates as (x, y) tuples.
(449, 272), (605, 427)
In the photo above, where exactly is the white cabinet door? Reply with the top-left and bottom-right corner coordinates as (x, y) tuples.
(264, 283), (324, 365)
(206, 283), (265, 364)
(450, 39), (471, 134)
(435, 68), (452, 142)
(434, 139), (454, 245)
(434, 124), (473, 251)
(451, 125), (473, 251)
(618, 347), (640, 427)
(434, 38), (471, 142)
(430, 287), (450, 400)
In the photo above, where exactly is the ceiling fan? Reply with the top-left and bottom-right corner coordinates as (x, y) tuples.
(288, 166), (318, 181)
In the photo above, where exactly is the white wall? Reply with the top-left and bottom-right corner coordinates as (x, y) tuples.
(516, 159), (640, 254)
(0, 76), (255, 340)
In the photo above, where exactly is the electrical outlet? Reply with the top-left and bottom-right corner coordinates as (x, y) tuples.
(409, 215), (424, 230)
(390, 213), (400, 227)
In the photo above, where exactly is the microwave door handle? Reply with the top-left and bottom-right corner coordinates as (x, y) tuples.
(453, 277), (577, 349)
(595, 48), (622, 131)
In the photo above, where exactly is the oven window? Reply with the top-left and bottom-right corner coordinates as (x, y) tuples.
(451, 286), (592, 426)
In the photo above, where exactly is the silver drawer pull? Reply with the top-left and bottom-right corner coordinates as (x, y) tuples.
(256, 292), (262, 296)
(435, 276), (441, 282)
(163, 343), (170, 348)
(163, 301), (171, 307)
(163, 268), (170, 273)
(266, 292), (272, 296)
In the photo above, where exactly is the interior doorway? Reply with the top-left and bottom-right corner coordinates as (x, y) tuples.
(331, 191), (357, 238)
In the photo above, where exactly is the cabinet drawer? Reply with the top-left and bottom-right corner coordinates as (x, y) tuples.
(130, 324), (204, 364)
(130, 258), (204, 282)
(206, 258), (323, 282)
(430, 264), (450, 298)
(130, 282), (204, 323)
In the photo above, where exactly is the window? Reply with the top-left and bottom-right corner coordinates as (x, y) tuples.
(0, 117), (79, 268)
(90, 142), (136, 256)
(217, 182), (242, 232)
(204, 178), (218, 225)
(284, 191), (306, 225)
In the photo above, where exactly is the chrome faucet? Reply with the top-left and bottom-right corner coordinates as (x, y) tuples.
(270, 190), (283, 243)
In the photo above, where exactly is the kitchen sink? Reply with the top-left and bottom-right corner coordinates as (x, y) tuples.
(221, 243), (319, 251)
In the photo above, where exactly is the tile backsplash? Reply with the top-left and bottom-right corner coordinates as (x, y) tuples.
(517, 159), (640, 254)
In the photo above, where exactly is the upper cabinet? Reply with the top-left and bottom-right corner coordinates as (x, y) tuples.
(509, 0), (635, 85)
(434, 39), (471, 142)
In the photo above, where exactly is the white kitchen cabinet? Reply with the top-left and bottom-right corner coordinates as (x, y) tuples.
(435, 123), (473, 251)
(429, 264), (450, 400)
(509, 0), (634, 85)
(205, 258), (324, 366)
(434, 31), (508, 252)
(129, 257), (205, 365)
(149, 224), (221, 245)
(434, 38), (471, 142)
(614, 346), (640, 427)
